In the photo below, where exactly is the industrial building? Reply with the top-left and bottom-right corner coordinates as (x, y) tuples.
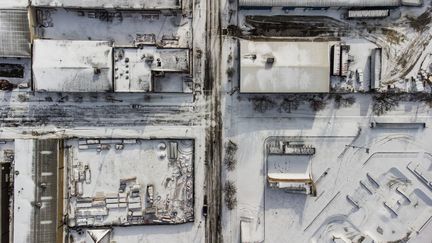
(31, 40), (191, 93)
(34, 8), (192, 49)
(0, 9), (32, 90)
(0, 141), (13, 243)
(31, 0), (182, 10)
(1, 0), (194, 93)
(0, 9), (31, 58)
(266, 139), (316, 195)
(12, 139), (63, 243)
(0, 162), (11, 243)
(66, 139), (195, 227)
(114, 47), (191, 92)
(240, 40), (331, 93)
(238, 0), (422, 8)
(32, 40), (113, 92)
(6, 138), (195, 242)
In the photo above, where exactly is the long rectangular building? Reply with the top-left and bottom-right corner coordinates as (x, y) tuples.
(239, 0), (401, 7)
(31, 0), (181, 9)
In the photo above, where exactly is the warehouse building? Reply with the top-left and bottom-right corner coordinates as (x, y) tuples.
(266, 139), (317, 195)
(32, 40), (113, 92)
(66, 139), (195, 227)
(240, 40), (330, 93)
(31, 0), (182, 10)
(113, 47), (190, 92)
(239, 0), (422, 7)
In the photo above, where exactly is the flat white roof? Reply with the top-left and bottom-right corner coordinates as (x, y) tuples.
(0, 0), (28, 8)
(114, 47), (189, 92)
(13, 140), (35, 243)
(401, 0), (423, 6)
(240, 40), (330, 93)
(32, 40), (113, 92)
(268, 173), (311, 181)
(31, 0), (181, 9)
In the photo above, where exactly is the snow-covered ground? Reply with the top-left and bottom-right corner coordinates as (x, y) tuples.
(2, 125), (207, 243)
(221, 90), (432, 242)
(4, 0), (432, 243)
(2, 0), (208, 241)
(235, 2), (432, 93)
(220, 2), (432, 241)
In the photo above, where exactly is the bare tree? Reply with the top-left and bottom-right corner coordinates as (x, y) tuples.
(279, 95), (301, 113)
(406, 10), (431, 32)
(308, 95), (328, 112)
(226, 67), (235, 77)
(224, 140), (238, 171)
(409, 93), (432, 108)
(372, 93), (400, 116)
(250, 96), (276, 113)
(224, 180), (237, 210)
(17, 94), (29, 102)
(333, 94), (356, 109)
(0, 79), (16, 91)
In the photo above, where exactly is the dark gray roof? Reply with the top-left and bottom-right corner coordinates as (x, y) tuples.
(0, 9), (31, 57)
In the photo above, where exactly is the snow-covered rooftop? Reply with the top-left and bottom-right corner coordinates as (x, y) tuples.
(240, 40), (330, 93)
(0, 0), (28, 9)
(13, 140), (35, 243)
(114, 47), (190, 92)
(32, 40), (113, 92)
(32, 0), (181, 9)
(36, 8), (192, 48)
